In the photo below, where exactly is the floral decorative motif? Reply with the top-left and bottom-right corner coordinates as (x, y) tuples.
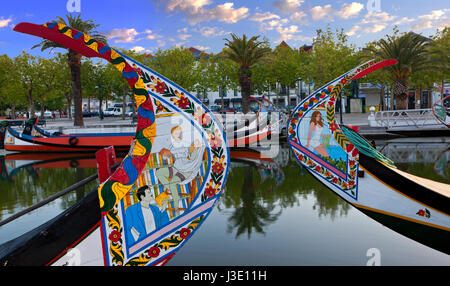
(416, 208), (431, 218)
(147, 76), (167, 94)
(212, 155), (226, 174)
(194, 107), (212, 128)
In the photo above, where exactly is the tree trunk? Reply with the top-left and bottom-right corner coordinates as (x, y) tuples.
(122, 86), (127, 120)
(379, 85), (385, 111)
(239, 71), (251, 114)
(40, 101), (45, 119)
(68, 51), (84, 126)
(66, 92), (72, 119)
(11, 100), (16, 120)
(131, 95), (136, 117)
(393, 78), (408, 110)
(28, 87), (35, 118)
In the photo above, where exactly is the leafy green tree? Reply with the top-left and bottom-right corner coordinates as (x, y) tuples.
(223, 34), (272, 113)
(147, 46), (199, 92)
(207, 53), (239, 112)
(32, 14), (108, 126)
(0, 55), (27, 118)
(428, 27), (450, 98)
(272, 45), (301, 115)
(35, 56), (66, 116)
(362, 28), (432, 110)
(14, 51), (41, 118)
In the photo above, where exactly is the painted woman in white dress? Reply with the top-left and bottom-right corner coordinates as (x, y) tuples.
(306, 111), (329, 158)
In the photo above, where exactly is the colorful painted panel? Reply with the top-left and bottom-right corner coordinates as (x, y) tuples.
(12, 20), (229, 266)
(288, 59), (393, 200)
(99, 50), (229, 266)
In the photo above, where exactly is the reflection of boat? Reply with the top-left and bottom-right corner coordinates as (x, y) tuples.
(0, 120), (25, 150)
(288, 59), (450, 254)
(432, 95), (450, 128)
(434, 148), (450, 181)
(0, 20), (229, 266)
(0, 153), (127, 181)
(4, 120), (136, 153)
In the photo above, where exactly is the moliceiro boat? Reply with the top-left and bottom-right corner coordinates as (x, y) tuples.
(287, 59), (450, 254)
(432, 94), (450, 128)
(3, 103), (277, 152)
(0, 20), (230, 266)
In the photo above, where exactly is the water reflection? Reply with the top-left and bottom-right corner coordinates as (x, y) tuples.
(376, 138), (450, 184)
(220, 146), (351, 240)
(0, 137), (449, 261)
(0, 154), (100, 222)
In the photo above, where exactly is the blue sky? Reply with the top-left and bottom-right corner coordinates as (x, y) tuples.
(0, 0), (449, 58)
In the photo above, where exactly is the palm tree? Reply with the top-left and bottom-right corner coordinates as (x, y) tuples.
(363, 31), (431, 110)
(33, 14), (108, 126)
(223, 33), (271, 113)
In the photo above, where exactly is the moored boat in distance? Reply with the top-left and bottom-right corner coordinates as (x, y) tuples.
(0, 19), (230, 266)
(287, 58), (450, 254)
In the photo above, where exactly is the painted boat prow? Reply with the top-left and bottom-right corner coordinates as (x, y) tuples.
(287, 59), (450, 253)
(432, 94), (450, 128)
(2, 20), (230, 266)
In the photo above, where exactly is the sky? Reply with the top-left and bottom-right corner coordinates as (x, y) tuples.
(0, 0), (449, 58)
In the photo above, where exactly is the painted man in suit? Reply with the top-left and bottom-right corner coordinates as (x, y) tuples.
(125, 185), (170, 245)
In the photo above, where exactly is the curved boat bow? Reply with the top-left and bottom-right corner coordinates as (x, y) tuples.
(0, 21), (230, 266)
(287, 59), (450, 253)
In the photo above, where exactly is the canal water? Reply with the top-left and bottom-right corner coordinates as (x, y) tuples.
(0, 138), (449, 265)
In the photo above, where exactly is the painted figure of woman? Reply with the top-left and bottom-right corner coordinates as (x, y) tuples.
(306, 111), (329, 158)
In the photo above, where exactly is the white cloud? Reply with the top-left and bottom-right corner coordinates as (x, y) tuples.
(131, 46), (153, 54)
(152, 0), (249, 25)
(310, 4), (334, 21)
(364, 23), (387, 33)
(105, 28), (140, 43)
(143, 29), (162, 40)
(275, 24), (312, 43)
(105, 28), (163, 43)
(393, 17), (415, 26)
(309, 2), (364, 22)
(346, 25), (361, 36)
(0, 16), (13, 28)
(290, 11), (308, 24)
(361, 11), (396, 24)
(412, 9), (450, 32)
(250, 12), (280, 22)
(195, 26), (229, 37)
(178, 33), (192, 40)
(274, 0), (304, 14)
(193, 45), (210, 51)
(348, 11), (396, 34)
(339, 2), (364, 19)
(437, 18), (450, 31)
(257, 18), (289, 32)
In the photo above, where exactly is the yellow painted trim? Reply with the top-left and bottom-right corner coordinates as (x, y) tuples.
(155, 112), (180, 118)
(353, 203), (450, 232)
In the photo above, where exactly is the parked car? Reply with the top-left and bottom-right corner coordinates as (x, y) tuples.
(209, 105), (221, 112)
(224, 107), (236, 114)
(125, 109), (134, 117)
(35, 111), (52, 119)
(103, 107), (115, 117)
(112, 107), (123, 116)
